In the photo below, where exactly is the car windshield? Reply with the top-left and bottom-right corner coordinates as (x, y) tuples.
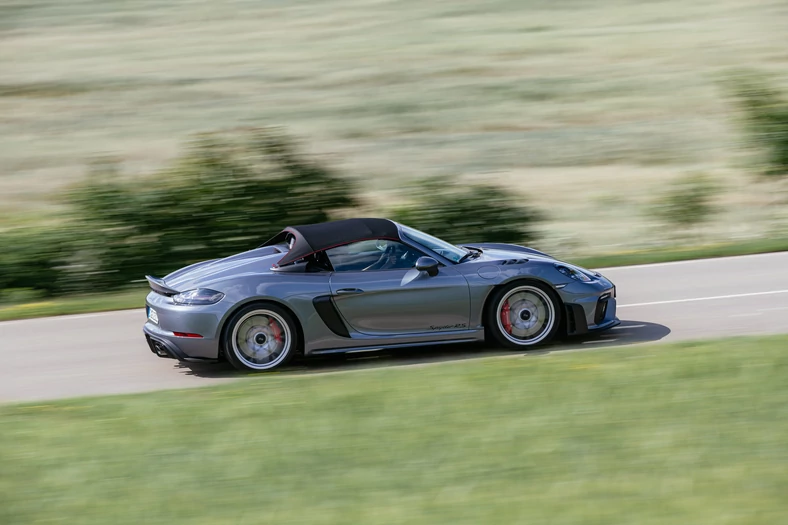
(399, 224), (468, 263)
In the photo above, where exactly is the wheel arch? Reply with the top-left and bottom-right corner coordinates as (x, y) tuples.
(217, 297), (305, 360)
(480, 277), (565, 331)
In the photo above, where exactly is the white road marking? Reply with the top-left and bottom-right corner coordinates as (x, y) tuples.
(729, 313), (762, 318)
(611, 324), (646, 330)
(618, 289), (788, 308)
(758, 306), (788, 312)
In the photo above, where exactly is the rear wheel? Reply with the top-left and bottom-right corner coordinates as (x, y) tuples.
(223, 303), (300, 372)
(485, 281), (561, 349)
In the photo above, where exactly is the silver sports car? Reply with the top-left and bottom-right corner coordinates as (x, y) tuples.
(143, 218), (619, 371)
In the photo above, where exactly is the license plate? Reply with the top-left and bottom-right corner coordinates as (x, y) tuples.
(147, 306), (159, 324)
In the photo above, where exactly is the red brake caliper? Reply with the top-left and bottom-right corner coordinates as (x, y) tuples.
(270, 319), (283, 344)
(500, 300), (512, 334)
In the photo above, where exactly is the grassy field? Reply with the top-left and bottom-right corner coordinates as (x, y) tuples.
(1, 335), (786, 524)
(574, 236), (788, 269)
(0, 287), (147, 322)
(2, 0), (788, 253)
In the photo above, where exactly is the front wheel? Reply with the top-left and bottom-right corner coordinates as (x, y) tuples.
(485, 281), (561, 349)
(223, 303), (300, 372)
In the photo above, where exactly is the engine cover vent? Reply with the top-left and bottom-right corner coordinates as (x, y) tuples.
(500, 259), (528, 265)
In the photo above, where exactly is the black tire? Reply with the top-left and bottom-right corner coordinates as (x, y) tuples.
(222, 302), (300, 372)
(485, 280), (562, 350)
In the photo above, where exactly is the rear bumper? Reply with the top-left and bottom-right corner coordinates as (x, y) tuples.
(144, 331), (188, 360)
(143, 291), (224, 360)
(143, 322), (220, 361)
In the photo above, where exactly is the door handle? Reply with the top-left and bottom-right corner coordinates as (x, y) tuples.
(336, 288), (365, 295)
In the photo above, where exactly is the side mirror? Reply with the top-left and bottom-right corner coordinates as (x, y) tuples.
(415, 256), (440, 277)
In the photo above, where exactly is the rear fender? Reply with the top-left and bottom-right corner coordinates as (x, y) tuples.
(216, 297), (306, 358)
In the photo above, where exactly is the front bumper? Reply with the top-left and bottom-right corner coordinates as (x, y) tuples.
(559, 278), (619, 336)
(564, 304), (620, 336)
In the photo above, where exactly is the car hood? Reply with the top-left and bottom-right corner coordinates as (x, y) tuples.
(460, 243), (600, 274)
(459, 242), (558, 264)
(162, 246), (283, 291)
(478, 248), (556, 263)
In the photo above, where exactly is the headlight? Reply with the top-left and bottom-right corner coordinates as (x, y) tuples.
(555, 264), (593, 283)
(172, 288), (225, 305)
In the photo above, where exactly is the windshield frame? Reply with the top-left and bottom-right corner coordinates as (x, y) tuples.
(397, 224), (469, 264)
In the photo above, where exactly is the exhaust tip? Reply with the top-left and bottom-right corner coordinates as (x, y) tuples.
(153, 341), (170, 357)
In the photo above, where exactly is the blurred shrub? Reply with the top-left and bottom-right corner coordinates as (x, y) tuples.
(0, 228), (70, 298)
(4, 128), (545, 299)
(391, 177), (542, 245)
(55, 127), (358, 293)
(725, 73), (788, 178)
(650, 173), (718, 233)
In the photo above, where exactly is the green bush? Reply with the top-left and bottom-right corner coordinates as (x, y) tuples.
(59, 127), (358, 292)
(650, 173), (718, 234)
(390, 177), (542, 245)
(0, 228), (71, 298)
(725, 73), (788, 178)
(4, 128), (544, 299)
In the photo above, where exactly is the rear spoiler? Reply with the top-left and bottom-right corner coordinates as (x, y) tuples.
(145, 276), (180, 296)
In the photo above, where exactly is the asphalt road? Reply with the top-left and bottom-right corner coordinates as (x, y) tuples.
(2, 252), (787, 403)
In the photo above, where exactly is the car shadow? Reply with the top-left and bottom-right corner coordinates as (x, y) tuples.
(174, 319), (670, 378)
(525, 319), (672, 356)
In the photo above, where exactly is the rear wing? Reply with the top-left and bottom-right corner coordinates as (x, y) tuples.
(145, 275), (179, 296)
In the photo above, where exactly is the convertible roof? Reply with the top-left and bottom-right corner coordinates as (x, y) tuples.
(263, 218), (400, 266)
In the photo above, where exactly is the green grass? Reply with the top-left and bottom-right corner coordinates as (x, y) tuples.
(573, 236), (788, 269)
(2, 0), (788, 249)
(2, 336), (787, 524)
(0, 288), (147, 321)
(1, 239), (786, 322)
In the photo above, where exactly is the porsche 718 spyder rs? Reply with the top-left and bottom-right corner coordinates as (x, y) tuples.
(143, 218), (619, 371)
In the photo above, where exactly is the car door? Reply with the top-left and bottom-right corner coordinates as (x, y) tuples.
(325, 239), (471, 335)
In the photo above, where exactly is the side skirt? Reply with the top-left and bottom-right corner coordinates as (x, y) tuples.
(310, 337), (481, 356)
